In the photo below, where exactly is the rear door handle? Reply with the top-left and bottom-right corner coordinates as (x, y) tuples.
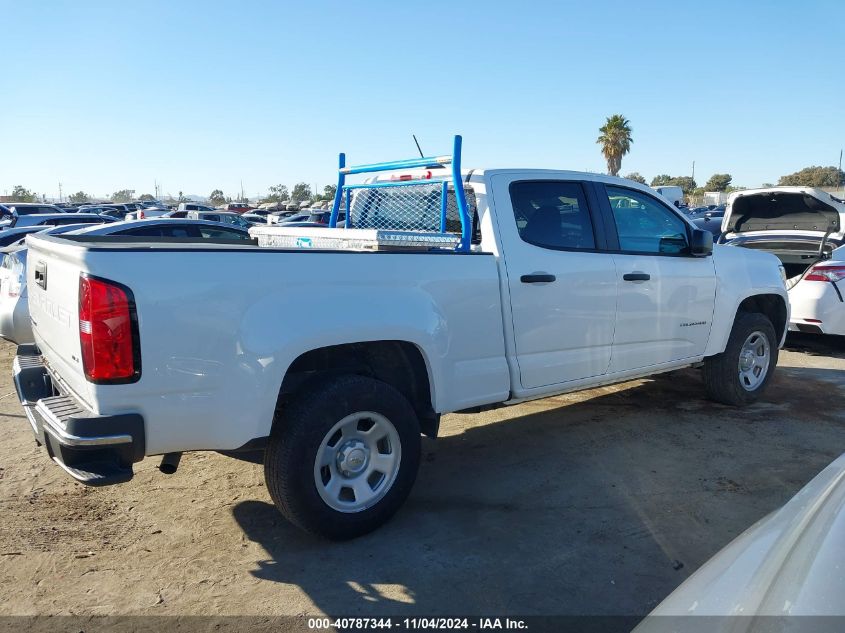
(622, 272), (650, 282)
(521, 274), (556, 284)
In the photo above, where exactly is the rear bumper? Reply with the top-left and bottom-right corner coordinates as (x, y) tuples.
(13, 343), (145, 486)
(788, 280), (845, 336)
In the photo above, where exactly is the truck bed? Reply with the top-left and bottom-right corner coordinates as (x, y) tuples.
(25, 233), (510, 456)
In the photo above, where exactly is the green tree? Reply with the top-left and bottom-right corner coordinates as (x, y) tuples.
(111, 189), (133, 202)
(139, 193), (155, 201)
(68, 191), (89, 204)
(322, 184), (337, 200)
(704, 173), (732, 191)
(624, 172), (647, 185)
(668, 176), (697, 194)
(596, 114), (633, 176)
(209, 189), (226, 205)
(650, 175), (697, 194)
(265, 184), (289, 203)
(778, 166), (844, 187)
(291, 182), (312, 202)
(10, 185), (36, 202)
(761, 182), (774, 188)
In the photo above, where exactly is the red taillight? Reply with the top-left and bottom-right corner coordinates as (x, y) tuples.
(804, 263), (845, 283)
(79, 276), (139, 383)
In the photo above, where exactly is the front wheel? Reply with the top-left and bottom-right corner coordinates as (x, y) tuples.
(703, 311), (778, 406)
(264, 374), (421, 540)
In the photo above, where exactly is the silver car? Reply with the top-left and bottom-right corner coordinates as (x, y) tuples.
(0, 219), (251, 344)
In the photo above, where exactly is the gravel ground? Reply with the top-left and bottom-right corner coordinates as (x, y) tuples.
(0, 334), (843, 617)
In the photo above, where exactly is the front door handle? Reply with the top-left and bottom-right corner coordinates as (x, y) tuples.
(623, 272), (650, 282)
(521, 273), (556, 284)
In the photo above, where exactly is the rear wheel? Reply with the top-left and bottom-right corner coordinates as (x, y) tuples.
(264, 374), (421, 540)
(703, 311), (778, 406)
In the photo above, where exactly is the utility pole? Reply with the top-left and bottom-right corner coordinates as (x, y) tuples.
(691, 161), (695, 184)
(839, 149), (843, 196)
(58, 182), (63, 203)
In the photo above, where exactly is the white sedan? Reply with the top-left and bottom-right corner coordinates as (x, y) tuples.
(721, 187), (845, 336)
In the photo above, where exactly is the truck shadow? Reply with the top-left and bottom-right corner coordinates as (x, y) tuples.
(231, 366), (845, 617)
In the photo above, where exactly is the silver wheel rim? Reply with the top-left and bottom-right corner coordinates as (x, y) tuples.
(738, 330), (771, 391)
(314, 411), (402, 513)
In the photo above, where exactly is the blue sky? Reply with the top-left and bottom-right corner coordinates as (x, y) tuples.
(2, 0), (843, 200)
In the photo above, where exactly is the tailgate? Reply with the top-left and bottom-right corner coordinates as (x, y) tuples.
(25, 235), (92, 406)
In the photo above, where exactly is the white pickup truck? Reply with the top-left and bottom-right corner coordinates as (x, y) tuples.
(14, 138), (789, 539)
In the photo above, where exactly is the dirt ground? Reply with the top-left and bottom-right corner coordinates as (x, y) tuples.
(0, 335), (844, 617)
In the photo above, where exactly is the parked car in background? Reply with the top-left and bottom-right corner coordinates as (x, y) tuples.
(0, 219), (251, 344)
(721, 186), (845, 336)
(177, 202), (216, 213)
(285, 202), (300, 212)
(138, 200), (166, 209)
(102, 204), (131, 214)
(241, 213), (267, 225)
(303, 210), (346, 225)
(270, 211), (311, 224)
(0, 228), (53, 248)
(0, 203), (65, 223)
(91, 207), (127, 220)
(0, 214), (116, 246)
(1, 213), (115, 229)
(185, 210), (253, 229)
(652, 185), (685, 208)
(125, 207), (170, 221)
(222, 202), (252, 214)
(690, 209), (725, 238)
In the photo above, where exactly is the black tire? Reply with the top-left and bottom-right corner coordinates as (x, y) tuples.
(264, 374), (421, 540)
(703, 311), (778, 406)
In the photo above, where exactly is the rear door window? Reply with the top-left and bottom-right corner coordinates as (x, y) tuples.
(509, 181), (597, 250)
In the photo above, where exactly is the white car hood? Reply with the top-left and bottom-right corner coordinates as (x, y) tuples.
(638, 452), (845, 622)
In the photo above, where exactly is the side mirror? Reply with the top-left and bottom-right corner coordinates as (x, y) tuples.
(704, 212), (712, 219)
(689, 228), (713, 257)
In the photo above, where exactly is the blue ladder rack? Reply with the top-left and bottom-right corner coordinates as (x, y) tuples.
(328, 135), (472, 251)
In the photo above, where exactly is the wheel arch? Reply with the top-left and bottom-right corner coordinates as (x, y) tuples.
(736, 293), (788, 343)
(275, 340), (439, 437)
(707, 291), (788, 357)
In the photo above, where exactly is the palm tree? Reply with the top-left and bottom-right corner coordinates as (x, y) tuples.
(597, 114), (633, 176)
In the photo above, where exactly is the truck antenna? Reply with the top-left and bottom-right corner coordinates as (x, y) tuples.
(412, 134), (424, 158)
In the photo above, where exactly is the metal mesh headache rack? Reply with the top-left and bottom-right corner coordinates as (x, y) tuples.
(251, 135), (473, 252)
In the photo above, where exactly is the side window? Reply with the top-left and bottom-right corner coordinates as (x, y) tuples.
(198, 227), (249, 239)
(605, 186), (689, 254)
(509, 181), (596, 250)
(205, 214), (220, 223)
(159, 226), (194, 238)
(124, 227), (165, 237)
